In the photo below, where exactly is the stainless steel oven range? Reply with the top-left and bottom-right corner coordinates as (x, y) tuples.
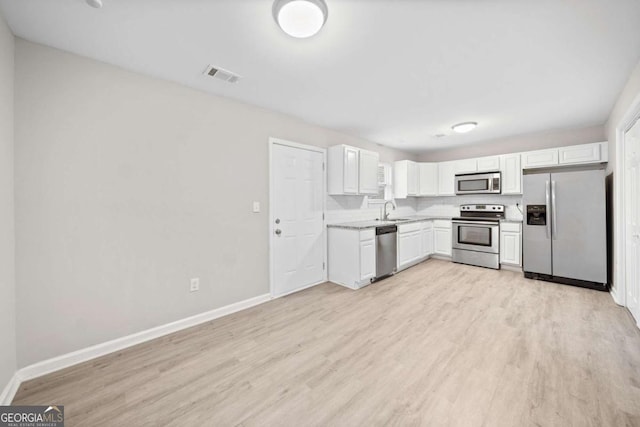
(452, 204), (505, 270)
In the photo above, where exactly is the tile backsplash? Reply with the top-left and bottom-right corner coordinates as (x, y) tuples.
(416, 194), (524, 220)
(326, 196), (417, 223)
(326, 193), (524, 224)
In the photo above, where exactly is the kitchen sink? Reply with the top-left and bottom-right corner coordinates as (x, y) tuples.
(378, 218), (411, 222)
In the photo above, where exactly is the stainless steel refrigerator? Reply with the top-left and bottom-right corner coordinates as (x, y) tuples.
(522, 167), (607, 291)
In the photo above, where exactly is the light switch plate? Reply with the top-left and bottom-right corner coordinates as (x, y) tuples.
(190, 278), (200, 292)
(252, 201), (260, 213)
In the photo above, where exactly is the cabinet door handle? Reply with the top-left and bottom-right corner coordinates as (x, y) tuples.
(275, 229), (282, 236)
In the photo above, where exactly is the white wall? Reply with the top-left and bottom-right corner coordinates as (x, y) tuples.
(13, 40), (417, 368)
(0, 11), (16, 393)
(418, 125), (605, 162)
(605, 60), (640, 296)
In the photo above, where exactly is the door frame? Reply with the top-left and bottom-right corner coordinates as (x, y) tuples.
(614, 92), (640, 314)
(268, 137), (327, 299)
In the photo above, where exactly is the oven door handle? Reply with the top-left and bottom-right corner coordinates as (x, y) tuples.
(453, 221), (500, 227)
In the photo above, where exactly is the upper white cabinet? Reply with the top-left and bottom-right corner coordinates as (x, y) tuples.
(418, 163), (438, 196)
(558, 142), (607, 165)
(328, 145), (359, 195)
(521, 148), (559, 169)
(358, 149), (380, 194)
(328, 145), (379, 196)
(476, 156), (501, 172)
(438, 161), (457, 196)
(456, 158), (478, 174)
(522, 142), (608, 170)
(500, 153), (522, 194)
(394, 160), (419, 198)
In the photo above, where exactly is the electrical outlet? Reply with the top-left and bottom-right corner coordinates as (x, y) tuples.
(190, 278), (200, 292)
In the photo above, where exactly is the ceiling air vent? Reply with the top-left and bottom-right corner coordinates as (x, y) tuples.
(204, 65), (241, 83)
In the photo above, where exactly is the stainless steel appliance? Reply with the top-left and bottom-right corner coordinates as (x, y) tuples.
(374, 225), (397, 281)
(455, 171), (501, 195)
(522, 167), (607, 291)
(452, 204), (504, 269)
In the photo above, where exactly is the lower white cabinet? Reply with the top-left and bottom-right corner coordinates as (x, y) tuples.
(500, 222), (522, 266)
(360, 237), (376, 281)
(433, 220), (452, 256)
(422, 221), (434, 257)
(328, 228), (376, 289)
(397, 222), (423, 270)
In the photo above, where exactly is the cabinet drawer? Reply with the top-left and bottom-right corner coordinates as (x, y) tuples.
(398, 222), (421, 234)
(421, 220), (433, 230)
(360, 229), (375, 241)
(433, 220), (452, 229)
(500, 222), (521, 233)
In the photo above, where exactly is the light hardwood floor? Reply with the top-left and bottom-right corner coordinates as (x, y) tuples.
(13, 260), (640, 426)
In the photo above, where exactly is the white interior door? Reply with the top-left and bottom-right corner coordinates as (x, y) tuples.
(271, 141), (325, 297)
(625, 118), (640, 323)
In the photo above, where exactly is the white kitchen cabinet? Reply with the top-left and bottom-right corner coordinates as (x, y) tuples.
(521, 148), (559, 169)
(397, 222), (422, 270)
(328, 228), (376, 289)
(328, 145), (360, 195)
(418, 163), (438, 196)
(500, 153), (522, 194)
(421, 221), (434, 257)
(437, 161), (457, 196)
(433, 220), (452, 257)
(476, 156), (501, 172)
(358, 149), (380, 194)
(394, 160), (419, 198)
(558, 142), (606, 165)
(500, 222), (522, 266)
(456, 158), (478, 174)
(360, 236), (376, 281)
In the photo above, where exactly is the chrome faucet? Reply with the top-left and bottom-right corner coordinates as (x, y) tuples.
(383, 201), (396, 221)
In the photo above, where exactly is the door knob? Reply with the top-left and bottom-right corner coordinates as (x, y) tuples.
(275, 229), (282, 235)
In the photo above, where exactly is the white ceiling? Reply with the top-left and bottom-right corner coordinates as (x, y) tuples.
(2, 0), (640, 153)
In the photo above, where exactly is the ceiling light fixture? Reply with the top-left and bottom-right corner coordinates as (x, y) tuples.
(451, 122), (478, 134)
(273, 0), (328, 39)
(86, 0), (103, 8)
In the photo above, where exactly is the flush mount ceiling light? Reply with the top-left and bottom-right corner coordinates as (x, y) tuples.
(86, 0), (103, 8)
(273, 0), (328, 38)
(451, 122), (478, 134)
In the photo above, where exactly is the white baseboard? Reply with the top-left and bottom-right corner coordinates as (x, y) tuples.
(0, 372), (20, 405)
(610, 285), (624, 306)
(500, 264), (523, 273)
(16, 293), (272, 385)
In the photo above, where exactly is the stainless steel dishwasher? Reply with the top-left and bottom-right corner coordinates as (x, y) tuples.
(374, 225), (397, 281)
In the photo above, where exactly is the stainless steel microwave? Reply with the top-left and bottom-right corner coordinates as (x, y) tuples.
(454, 171), (501, 195)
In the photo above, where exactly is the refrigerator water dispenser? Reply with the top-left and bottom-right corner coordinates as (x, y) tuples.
(526, 205), (547, 226)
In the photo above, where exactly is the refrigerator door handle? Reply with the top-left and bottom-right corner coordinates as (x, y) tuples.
(551, 180), (557, 239)
(545, 180), (551, 239)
